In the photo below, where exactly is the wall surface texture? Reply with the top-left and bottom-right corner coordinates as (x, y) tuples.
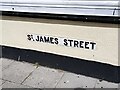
(0, 16), (119, 66)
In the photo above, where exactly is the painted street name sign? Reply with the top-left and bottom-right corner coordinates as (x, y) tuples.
(27, 34), (96, 50)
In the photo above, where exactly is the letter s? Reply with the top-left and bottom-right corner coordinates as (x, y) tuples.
(64, 39), (68, 46)
(27, 34), (31, 41)
(55, 38), (59, 44)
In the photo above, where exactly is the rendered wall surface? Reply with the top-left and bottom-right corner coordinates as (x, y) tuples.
(0, 16), (119, 66)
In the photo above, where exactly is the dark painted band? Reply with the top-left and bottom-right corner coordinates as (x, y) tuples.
(1, 11), (120, 24)
(1, 45), (120, 83)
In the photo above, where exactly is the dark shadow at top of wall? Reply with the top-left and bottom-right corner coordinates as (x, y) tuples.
(1, 11), (119, 28)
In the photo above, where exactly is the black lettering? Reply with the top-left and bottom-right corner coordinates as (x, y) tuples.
(27, 35), (31, 41)
(40, 36), (44, 42)
(74, 40), (79, 47)
(44, 36), (50, 43)
(55, 38), (59, 44)
(68, 39), (73, 47)
(80, 41), (84, 48)
(31, 35), (34, 41)
(36, 35), (39, 41)
(90, 42), (96, 50)
(85, 42), (89, 49)
(64, 39), (68, 46)
(50, 37), (54, 44)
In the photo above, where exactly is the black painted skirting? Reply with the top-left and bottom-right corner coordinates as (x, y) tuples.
(1, 45), (120, 83)
(1, 11), (120, 24)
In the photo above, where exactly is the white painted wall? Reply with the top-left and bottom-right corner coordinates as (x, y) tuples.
(1, 16), (119, 66)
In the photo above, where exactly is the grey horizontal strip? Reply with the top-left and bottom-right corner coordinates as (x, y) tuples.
(1, 1), (119, 17)
(1, 4), (118, 10)
(1, 88), (120, 90)
(1, 2), (119, 7)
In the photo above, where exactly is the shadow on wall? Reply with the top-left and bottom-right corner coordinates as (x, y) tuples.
(2, 45), (120, 83)
(1, 13), (119, 28)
